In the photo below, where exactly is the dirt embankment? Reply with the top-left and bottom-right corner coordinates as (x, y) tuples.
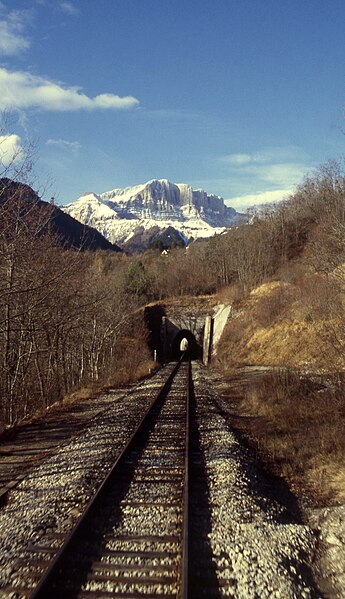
(216, 279), (345, 371)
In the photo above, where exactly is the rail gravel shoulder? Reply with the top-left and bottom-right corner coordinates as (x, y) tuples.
(191, 362), (321, 598)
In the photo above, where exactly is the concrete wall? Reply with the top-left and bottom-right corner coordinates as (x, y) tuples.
(211, 304), (232, 355)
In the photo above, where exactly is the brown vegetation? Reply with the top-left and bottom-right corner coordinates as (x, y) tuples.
(230, 369), (345, 506)
(0, 222), (153, 426)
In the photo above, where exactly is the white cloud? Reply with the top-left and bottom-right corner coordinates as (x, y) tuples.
(221, 147), (308, 168)
(252, 163), (308, 186)
(225, 188), (293, 211)
(59, 2), (79, 16)
(0, 133), (24, 165)
(222, 153), (253, 165)
(222, 151), (279, 166)
(47, 138), (81, 152)
(0, 68), (140, 112)
(219, 146), (311, 206)
(0, 7), (31, 55)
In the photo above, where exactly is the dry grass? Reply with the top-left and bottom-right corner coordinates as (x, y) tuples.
(215, 276), (345, 370)
(235, 369), (345, 505)
(104, 358), (157, 388)
(61, 385), (103, 406)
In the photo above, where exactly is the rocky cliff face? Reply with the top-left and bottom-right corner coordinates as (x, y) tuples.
(100, 179), (237, 224)
(64, 179), (246, 251)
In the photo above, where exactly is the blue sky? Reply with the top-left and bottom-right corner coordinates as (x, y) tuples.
(0, 0), (344, 209)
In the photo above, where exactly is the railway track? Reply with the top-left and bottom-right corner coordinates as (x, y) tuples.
(6, 358), (200, 599)
(0, 361), (321, 598)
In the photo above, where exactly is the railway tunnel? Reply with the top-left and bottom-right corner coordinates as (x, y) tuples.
(144, 304), (212, 363)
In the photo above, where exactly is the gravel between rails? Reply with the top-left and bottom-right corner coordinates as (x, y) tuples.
(192, 362), (321, 599)
(0, 363), (177, 596)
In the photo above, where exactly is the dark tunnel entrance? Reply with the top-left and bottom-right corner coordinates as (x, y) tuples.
(171, 329), (202, 361)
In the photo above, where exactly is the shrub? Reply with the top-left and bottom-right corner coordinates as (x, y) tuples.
(217, 283), (248, 307)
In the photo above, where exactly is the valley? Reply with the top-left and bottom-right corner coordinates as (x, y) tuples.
(1, 161), (345, 597)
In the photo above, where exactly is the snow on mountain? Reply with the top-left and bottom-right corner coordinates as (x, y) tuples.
(63, 179), (246, 251)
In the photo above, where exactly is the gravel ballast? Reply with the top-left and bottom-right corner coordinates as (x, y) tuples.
(192, 362), (321, 598)
(0, 360), (323, 597)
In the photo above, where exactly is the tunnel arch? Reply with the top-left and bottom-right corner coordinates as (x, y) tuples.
(170, 329), (201, 361)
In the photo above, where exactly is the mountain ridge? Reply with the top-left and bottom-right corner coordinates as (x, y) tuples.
(64, 178), (247, 252)
(0, 178), (121, 252)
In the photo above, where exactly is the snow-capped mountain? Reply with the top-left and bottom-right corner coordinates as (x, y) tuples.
(63, 179), (246, 251)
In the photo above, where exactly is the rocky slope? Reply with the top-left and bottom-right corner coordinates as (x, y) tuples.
(63, 179), (246, 251)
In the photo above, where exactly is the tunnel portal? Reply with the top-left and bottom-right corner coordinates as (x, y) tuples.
(171, 329), (201, 361)
(144, 305), (215, 364)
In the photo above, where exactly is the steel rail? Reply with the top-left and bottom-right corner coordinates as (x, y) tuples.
(29, 358), (184, 599)
(180, 357), (191, 598)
